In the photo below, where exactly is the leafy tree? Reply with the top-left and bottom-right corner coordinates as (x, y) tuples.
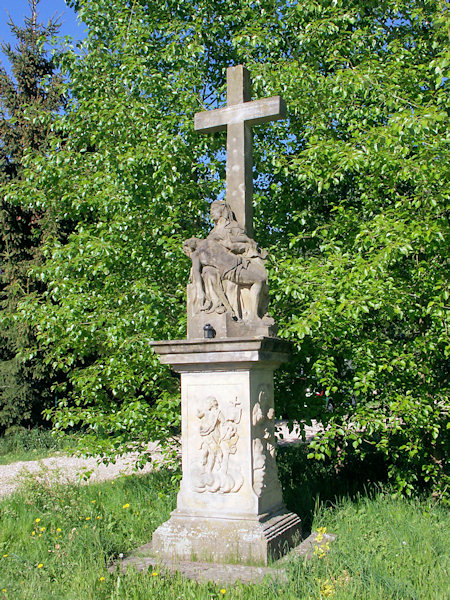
(13, 0), (449, 497)
(0, 0), (65, 427)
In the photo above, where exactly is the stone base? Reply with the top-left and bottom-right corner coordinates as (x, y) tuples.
(112, 532), (337, 585)
(186, 283), (278, 339)
(151, 510), (302, 566)
(187, 309), (278, 339)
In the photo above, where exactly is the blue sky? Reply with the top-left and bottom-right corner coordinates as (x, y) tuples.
(0, 0), (85, 50)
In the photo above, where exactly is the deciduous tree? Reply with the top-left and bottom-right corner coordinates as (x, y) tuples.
(14, 0), (449, 497)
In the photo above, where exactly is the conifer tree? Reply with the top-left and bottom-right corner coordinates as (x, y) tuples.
(0, 0), (65, 428)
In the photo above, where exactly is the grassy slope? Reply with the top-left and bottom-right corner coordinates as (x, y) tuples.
(0, 468), (448, 600)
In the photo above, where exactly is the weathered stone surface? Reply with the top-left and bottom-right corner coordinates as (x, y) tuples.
(187, 284), (278, 339)
(194, 65), (286, 236)
(194, 96), (286, 133)
(114, 548), (288, 585)
(176, 367), (284, 518)
(183, 200), (274, 338)
(187, 65), (286, 338)
(150, 337), (301, 565)
(111, 532), (337, 585)
(151, 511), (301, 565)
(148, 66), (298, 568)
(150, 336), (291, 370)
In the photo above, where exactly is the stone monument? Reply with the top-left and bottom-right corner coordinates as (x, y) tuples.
(150, 65), (301, 565)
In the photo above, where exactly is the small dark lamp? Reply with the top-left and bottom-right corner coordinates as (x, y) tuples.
(203, 323), (216, 339)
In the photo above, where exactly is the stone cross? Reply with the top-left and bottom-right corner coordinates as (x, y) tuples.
(149, 71), (301, 566)
(194, 65), (286, 237)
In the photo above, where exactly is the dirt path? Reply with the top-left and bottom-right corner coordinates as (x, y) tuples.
(0, 421), (321, 499)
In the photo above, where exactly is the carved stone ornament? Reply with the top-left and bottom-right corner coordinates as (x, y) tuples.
(191, 395), (244, 494)
(183, 201), (276, 326)
(252, 384), (281, 496)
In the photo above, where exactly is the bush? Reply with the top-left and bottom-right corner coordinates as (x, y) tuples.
(0, 427), (72, 461)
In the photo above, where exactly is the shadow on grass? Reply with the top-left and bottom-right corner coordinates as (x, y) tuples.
(277, 444), (389, 534)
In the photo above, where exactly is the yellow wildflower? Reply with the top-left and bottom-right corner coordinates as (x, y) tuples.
(320, 579), (334, 597)
(91, 500), (96, 504)
(35, 518), (41, 523)
(97, 516), (101, 520)
(2, 588), (6, 593)
(152, 572), (158, 577)
(37, 563), (43, 569)
(40, 527), (45, 532)
(2, 554), (7, 558)
(86, 517), (91, 521)
(99, 577), (105, 581)
(220, 589), (226, 595)
(31, 531), (35, 536)
(122, 503), (130, 509)
(314, 540), (330, 559)
(56, 528), (62, 533)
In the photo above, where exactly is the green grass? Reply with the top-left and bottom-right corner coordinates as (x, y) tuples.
(0, 467), (448, 600)
(0, 427), (79, 465)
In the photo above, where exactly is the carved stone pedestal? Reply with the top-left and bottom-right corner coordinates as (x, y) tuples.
(150, 337), (301, 565)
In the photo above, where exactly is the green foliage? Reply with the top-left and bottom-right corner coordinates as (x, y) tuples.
(9, 0), (449, 496)
(0, 472), (448, 599)
(0, 426), (78, 464)
(0, 471), (176, 599)
(265, 0), (450, 500)
(0, 0), (66, 428)
(277, 444), (390, 531)
(295, 492), (449, 600)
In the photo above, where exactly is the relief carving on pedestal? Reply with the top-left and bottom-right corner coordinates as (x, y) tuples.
(191, 395), (244, 494)
(252, 384), (281, 496)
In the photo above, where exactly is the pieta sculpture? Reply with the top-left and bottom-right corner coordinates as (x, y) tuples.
(183, 200), (273, 328)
